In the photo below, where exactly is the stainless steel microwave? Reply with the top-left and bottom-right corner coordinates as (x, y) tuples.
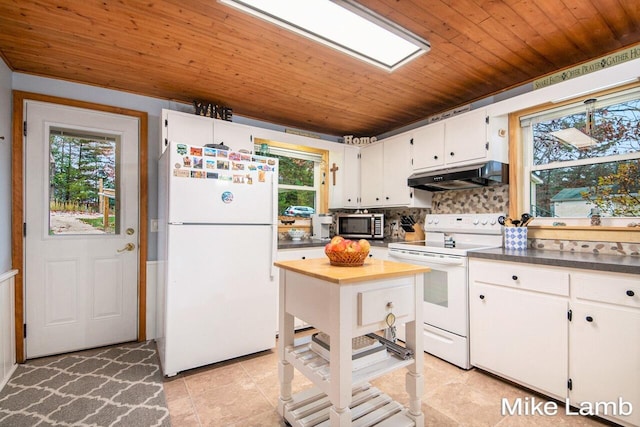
(336, 213), (384, 239)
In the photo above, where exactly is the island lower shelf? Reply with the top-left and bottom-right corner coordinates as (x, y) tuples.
(283, 384), (416, 427)
(285, 336), (415, 397)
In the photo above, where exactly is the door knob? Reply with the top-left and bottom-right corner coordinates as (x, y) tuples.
(117, 243), (136, 253)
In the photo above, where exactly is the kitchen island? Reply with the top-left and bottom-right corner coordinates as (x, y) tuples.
(274, 257), (429, 427)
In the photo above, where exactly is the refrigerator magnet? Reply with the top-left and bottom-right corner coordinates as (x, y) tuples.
(217, 160), (229, 170)
(232, 162), (244, 170)
(206, 172), (218, 179)
(183, 156), (192, 167)
(204, 147), (216, 157)
(232, 175), (244, 184)
(221, 191), (234, 203)
(246, 174), (253, 184)
(190, 147), (203, 156)
(192, 157), (203, 169)
(191, 170), (205, 178)
(206, 160), (216, 169)
(173, 169), (189, 178)
(176, 144), (187, 155)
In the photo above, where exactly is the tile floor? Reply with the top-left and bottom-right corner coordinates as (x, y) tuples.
(162, 332), (611, 427)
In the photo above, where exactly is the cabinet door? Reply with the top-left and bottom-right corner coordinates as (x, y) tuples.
(213, 119), (254, 153)
(444, 109), (487, 165)
(163, 110), (214, 152)
(569, 302), (640, 427)
(367, 247), (388, 260)
(277, 248), (326, 261)
(359, 142), (384, 207)
(470, 282), (568, 398)
(383, 135), (412, 206)
(411, 122), (445, 170)
(342, 145), (360, 208)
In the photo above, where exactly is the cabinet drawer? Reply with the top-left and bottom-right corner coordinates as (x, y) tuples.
(573, 271), (640, 309)
(469, 259), (569, 296)
(358, 285), (413, 327)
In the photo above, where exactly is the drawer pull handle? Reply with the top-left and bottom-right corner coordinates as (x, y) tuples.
(512, 275), (518, 281)
(479, 294), (485, 300)
(586, 316), (594, 322)
(627, 290), (635, 297)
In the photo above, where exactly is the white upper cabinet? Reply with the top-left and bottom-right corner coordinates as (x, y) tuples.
(382, 134), (414, 206)
(161, 110), (254, 154)
(359, 141), (385, 207)
(360, 135), (431, 208)
(213, 118), (254, 153)
(162, 109), (214, 152)
(411, 121), (445, 170)
(443, 108), (488, 165)
(411, 108), (509, 172)
(341, 144), (361, 208)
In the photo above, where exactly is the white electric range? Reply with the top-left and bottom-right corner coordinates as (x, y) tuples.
(388, 213), (503, 369)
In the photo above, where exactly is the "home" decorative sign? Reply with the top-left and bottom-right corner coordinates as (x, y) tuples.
(343, 135), (377, 145)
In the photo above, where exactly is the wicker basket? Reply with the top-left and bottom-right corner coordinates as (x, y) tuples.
(325, 249), (369, 267)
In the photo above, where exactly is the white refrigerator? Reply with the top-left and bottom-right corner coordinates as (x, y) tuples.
(157, 141), (278, 376)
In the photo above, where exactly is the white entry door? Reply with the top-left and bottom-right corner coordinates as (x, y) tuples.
(24, 101), (139, 358)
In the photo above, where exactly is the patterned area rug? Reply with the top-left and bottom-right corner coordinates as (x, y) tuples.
(0, 341), (170, 426)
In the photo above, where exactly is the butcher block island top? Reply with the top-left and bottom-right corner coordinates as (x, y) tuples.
(273, 257), (430, 284)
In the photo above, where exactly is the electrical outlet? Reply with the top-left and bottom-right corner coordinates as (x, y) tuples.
(150, 219), (158, 233)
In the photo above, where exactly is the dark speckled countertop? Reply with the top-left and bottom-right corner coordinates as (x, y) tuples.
(278, 238), (399, 250)
(278, 240), (640, 275)
(469, 248), (640, 275)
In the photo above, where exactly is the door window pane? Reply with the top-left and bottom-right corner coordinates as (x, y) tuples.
(48, 128), (119, 235)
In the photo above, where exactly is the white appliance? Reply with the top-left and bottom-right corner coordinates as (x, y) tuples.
(157, 141), (278, 376)
(311, 213), (332, 239)
(388, 214), (503, 369)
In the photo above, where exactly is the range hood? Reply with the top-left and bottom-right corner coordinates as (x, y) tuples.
(408, 161), (509, 191)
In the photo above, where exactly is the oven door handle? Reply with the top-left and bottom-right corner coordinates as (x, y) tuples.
(388, 251), (465, 266)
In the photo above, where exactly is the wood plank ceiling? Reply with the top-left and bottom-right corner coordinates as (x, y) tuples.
(1, 0), (640, 137)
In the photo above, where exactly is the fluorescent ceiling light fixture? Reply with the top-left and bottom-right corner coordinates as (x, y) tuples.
(550, 128), (597, 149)
(218, 0), (430, 71)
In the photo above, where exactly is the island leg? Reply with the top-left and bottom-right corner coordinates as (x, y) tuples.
(277, 272), (295, 418)
(405, 273), (425, 423)
(329, 282), (353, 426)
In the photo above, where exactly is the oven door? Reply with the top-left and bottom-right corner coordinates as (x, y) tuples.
(387, 250), (468, 336)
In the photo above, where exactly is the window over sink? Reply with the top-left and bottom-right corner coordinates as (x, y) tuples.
(518, 85), (640, 223)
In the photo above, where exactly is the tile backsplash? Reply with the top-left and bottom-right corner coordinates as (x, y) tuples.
(530, 239), (639, 256)
(430, 185), (509, 214)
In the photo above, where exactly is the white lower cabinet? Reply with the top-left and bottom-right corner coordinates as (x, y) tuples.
(469, 265), (568, 398)
(469, 258), (640, 427)
(568, 271), (640, 427)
